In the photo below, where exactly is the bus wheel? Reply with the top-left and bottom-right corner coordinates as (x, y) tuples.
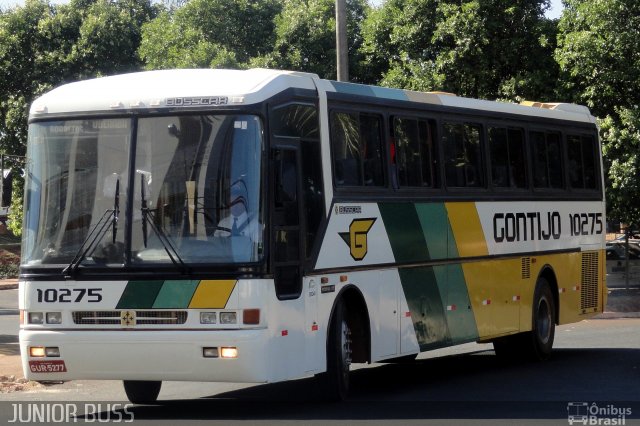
(527, 277), (556, 360)
(493, 277), (556, 360)
(323, 298), (352, 401)
(123, 380), (162, 404)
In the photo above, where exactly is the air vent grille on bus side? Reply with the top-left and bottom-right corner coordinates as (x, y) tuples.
(72, 311), (188, 325)
(580, 252), (599, 310)
(521, 257), (531, 279)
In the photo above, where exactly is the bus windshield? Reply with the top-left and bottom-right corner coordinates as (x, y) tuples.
(22, 114), (265, 269)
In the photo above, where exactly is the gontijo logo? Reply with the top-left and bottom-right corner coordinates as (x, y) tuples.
(339, 218), (376, 261)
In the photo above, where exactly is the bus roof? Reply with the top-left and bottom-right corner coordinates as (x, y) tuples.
(30, 68), (595, 124)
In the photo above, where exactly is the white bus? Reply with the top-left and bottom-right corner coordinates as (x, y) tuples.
(19, 69), (606, 402)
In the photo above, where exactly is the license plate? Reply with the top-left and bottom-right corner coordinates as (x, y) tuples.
(29, 360), (67, 373)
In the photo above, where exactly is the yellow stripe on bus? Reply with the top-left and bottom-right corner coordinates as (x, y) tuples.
(445, 202), (489, 258)
(188, 280), (237, 309)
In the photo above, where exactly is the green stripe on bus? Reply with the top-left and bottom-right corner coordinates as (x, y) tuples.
(379, 203), (429, 263)
(152, 280), (200, 308)
(415, 203), (449, 260)
(445, 265), (479, 343)
(399, 267), (450, 350)
(116, 280), (164, 309)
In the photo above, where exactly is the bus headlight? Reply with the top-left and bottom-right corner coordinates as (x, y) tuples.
(200, 312), (217, 324)
(29, 346), (46, 357)
(219, 312), (237, 325)
(28, 312), (44, 324)
(45, 347), (60, 357)
(46, 312), (62, 324)
(220, 347), (238, 358)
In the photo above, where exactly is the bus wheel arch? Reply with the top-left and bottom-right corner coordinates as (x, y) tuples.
(528, 271), (556, 360)
(494, 266), (558, 360)
(335, 285), (371, 364)
(320, 285), (371, 400)
(537, 265), (559, 325)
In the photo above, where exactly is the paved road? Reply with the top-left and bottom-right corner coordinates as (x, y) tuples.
(2, 287), (640, 425)
(1, 318), (639, 425)
(0, 288), (19, 358)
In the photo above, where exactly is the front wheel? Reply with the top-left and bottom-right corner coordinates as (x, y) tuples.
(319, 298), (352, 401)
(123, 380), (162, 404)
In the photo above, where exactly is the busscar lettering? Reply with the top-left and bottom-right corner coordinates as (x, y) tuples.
(166, 96), (228, 107)
(493, 211), (603, 243)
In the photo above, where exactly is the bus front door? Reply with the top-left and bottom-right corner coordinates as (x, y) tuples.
(271, 144), (305, 300)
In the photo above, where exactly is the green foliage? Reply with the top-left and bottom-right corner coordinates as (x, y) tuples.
(139, 0), (281, 69)
(256, 0), (368, 80)
(362, 0), (558, 101)
(0, 0), (158, 235)
(7, 171), (24, 237)
(556, 0), (640, 226)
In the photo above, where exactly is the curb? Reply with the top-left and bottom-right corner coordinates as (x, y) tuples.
(594, 312), (640, 319)
(0, 279), (18, 290)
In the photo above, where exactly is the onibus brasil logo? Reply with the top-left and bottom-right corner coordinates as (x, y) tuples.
(339, 218), (376, 261)
(567, 402), (632, 425)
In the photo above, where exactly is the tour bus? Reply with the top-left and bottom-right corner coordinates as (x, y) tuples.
(19, 68), (606, 402)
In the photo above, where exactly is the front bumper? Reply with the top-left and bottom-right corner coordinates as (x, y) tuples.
(20, 328), (271, 383)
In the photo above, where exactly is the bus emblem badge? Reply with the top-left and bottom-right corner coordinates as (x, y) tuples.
(120, 310), (136, 327)
(339, 218), (377, 261)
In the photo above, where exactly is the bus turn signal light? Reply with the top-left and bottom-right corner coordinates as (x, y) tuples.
(243, 309), (260, 325)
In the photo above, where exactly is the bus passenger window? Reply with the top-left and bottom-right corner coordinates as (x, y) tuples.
(489, 127), (526, 188)
(392, 117), (437, 188)
(360, 115), (384, 186)
(331, 112), (361, 186)
(531, 131), (564, 189)
(568, 135), (597, 190)
(330, 111), (384, 187)
(443, 122), (484, 188)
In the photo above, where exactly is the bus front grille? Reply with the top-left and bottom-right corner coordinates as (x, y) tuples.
(580, 252), (599, 310)
(72, 310), (188, 325)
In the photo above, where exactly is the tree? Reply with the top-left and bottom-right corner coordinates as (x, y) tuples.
(255, 0), (368, 80)
(556, 0), (640, 226)
(361, 0), (558, 101)
(139, 0), (281, 69)
(0, 0), (158, 235)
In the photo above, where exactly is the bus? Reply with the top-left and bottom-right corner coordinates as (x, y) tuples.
(19, 68), (606, 402)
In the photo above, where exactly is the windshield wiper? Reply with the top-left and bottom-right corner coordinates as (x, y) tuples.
(140, 173), (188, 273)
(63, 177), (120, 277)
(62, 209), (116, 276)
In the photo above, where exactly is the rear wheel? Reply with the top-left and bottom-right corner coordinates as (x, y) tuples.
(319, 298), (352, 401)
(527, 277), (556, 360)
(493, 277), (556, 360)
(123, 380), (161, 404)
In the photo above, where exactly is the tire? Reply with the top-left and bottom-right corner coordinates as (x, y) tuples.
(493, 277), (556, 361)
(527, 277), (556, 360)
(319, 298), (352, 401)
(123, 380), (162, 404)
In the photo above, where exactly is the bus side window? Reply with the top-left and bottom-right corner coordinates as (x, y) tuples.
(443, 122), (484, 188)
(392, 117), (437, 188)
(531, 130), (564, 189)
(489, 126), (526, 188)
(331, 111), (384, 187)
(568, 134), (597, 190)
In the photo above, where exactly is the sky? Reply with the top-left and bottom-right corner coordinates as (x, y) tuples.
(0, 0), (565, 18)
